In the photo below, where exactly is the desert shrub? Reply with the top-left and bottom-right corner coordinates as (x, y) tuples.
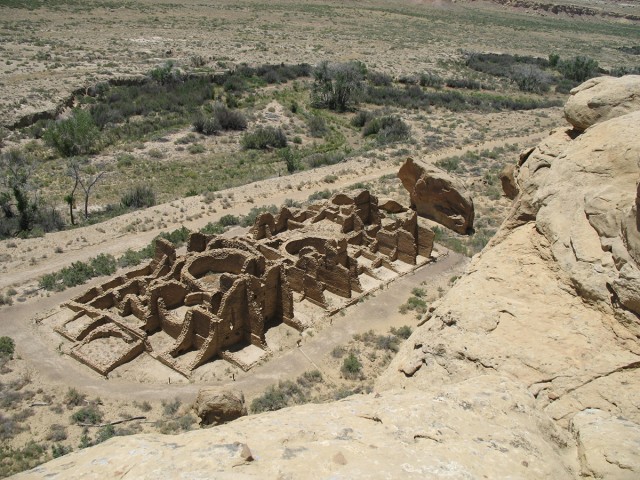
(193, 111), (220, 135)
(148, 61), (181, 85)
(362, 116), (411, 144)
(117, 248), (149, 267)
(51, 444), (72, 458)
(557, 56), (599, 82)
(0, 441), (47, 477)
(331, 345), (346, 358)
(419, 72), (443, 88)
(311, 61), (365, 112)
(445, 78), (482, 90)
(95, 424), (115, 444)
(368, 70), (393, 86)
(466, 52), (549, 78)
(250, 380), (307, 413)
(307, 189), (333, 202)
(212, 103), (247, 130)
(218, 214), (240, 227)
(279, 147), (301, 173)
(301, 151), (345, 169)
(350, 110), (376, 128)
(341, 353), (362, 379)
(90, 253), (117, 276)
(511, 65), (551, 93)
(187, 143), (205, 154)
(241, 127), (287, 149)
(71, 405), (103, 425)
(162, 398), (181, 416)
(120, 185), (156, 209)
(555, 78), (578, 94)
(297, 370), (323, 387)
(200, 221), (225, 235)
(390, 325), (412, 339)
(44, 109), (101, 157)
(435, 156), (461, 172)
(46, 424), (68, 442)
(0, 337), (15, 358)
(307, 114), (328, 138)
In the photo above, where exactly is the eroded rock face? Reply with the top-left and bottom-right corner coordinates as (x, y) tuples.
(193, 387), (247, 426)
(398, 158), (474, 234)
(570, 409), (640, 480)
(564, 75), (640, 131)
(499, 163), (518, 199)
(15, 376), (573, 480)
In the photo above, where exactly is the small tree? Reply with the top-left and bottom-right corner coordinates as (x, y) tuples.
(69, 160), (105, 219)
(44, 109), (101, 157)
(311, 61), (365, 112)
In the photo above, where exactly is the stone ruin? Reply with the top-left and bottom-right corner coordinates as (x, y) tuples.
(49, 190), (435, 377)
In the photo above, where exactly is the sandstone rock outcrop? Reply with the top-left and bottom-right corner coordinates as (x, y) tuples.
(564, 75), (640, 131)
(193, 387), (247, 426)
(398, 158), (474, 234)
(381, 75), (640, 475)
(15, 376), (573, 480)
(499, 163), (518, 199)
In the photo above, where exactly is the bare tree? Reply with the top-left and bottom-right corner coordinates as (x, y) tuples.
(69, 160), (105, 220)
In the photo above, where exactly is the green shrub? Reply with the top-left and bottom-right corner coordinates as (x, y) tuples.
(362, 116), (411, 144)
(419, 72), (443, 88)
(307, 114), (328, 137)
(44, 109), (101, 157)
(250, 380), (307, 413)
(148, 61), (181, 85)
(90, 254), (117, 276)
(350, 110), (376, 128)
(558, 56), (599, 82)
(200, 222), (225, 235)
(341, 353), (362, 379)
(390, 325), (412, 339)
(307, 189), (333, 202)
(0, 337), (15, 358)
(162, 398), (181, 416)
(71, 405), (103, 425)
(51, 444), (72, 458)
(311, 61), (365, 112)
(241, 127), (287, 150)
(121, 185), (156, 209)
(193, 111), (220, 135)
(213, 103), (247, 130)
(218, 214), (240, 227)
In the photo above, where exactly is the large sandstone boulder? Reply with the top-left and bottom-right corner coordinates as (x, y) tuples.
(499, 163), (518, 199)
(193, 387), (247, 426)
(564, 75), (640, 131)
(398, 158), (474, 234)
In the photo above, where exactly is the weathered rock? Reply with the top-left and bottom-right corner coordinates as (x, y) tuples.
(499, 163), (518, 199)
(193, 387), (247, 426)
(16, 376), (574, 480)
(398, 157), (474, 234)
(571, 409), (640, 480)
(377, 197), (406, 214)
(564, 75), (640, 131)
